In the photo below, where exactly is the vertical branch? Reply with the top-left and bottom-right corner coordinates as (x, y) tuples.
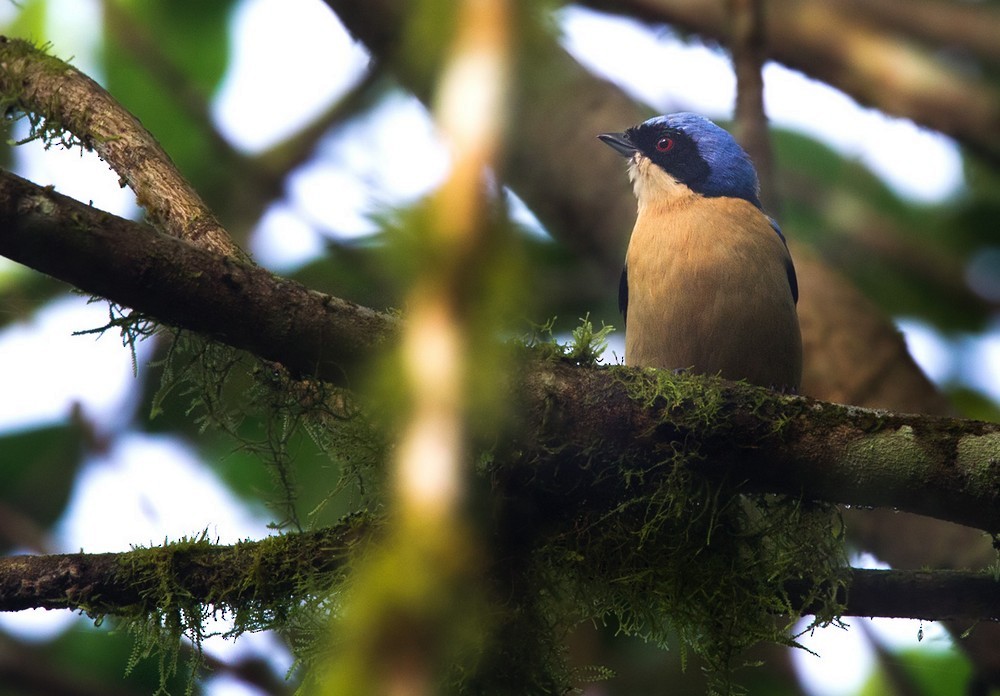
(395, 0), (510, 525)
(320, 2), (512, 694)
(729, 0), (779, 214)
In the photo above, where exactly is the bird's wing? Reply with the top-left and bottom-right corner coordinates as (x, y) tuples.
(769, 218), (798, 304)
(618, 266), (629, 325)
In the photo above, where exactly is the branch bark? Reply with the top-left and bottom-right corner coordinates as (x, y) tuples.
(1, 169), (998, 533)
(1, 529), (998, 623)
(0, 37), (243, 257)
(0, 169), (395, 385)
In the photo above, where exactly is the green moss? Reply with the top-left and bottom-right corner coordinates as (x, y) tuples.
(112, 532), (218, 696)
(107, 526), (363, 695)
(127, 330), (388, 691)
(519, 367), (849, 694)
(957, 433), (1000, 481)
(151, 329), (386, 530)
(615, 364), (728, 429)
(843, 425), (933, 486)
(0, 39), (92, 151)
(523, 314), (616, 366)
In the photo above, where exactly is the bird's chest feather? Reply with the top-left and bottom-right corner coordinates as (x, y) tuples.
(623, 195), (801, 387)
(626, 197), (771, 307)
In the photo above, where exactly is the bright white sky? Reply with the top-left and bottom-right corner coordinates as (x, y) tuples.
(0, 1), (990, 694)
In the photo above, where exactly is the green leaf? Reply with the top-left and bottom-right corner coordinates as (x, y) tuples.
(0, 422), (86, 547)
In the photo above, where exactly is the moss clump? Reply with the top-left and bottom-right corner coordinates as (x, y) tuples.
(112, 532), (219, 696)
(515, 368), (848, 694)
(110, 526), (362, 695)
(522, 314), (616, 366)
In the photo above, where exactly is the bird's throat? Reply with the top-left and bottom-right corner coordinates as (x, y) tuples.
(628, 154), (695, 213)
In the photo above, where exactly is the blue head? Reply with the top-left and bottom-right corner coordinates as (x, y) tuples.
(598, 112), (762, 209)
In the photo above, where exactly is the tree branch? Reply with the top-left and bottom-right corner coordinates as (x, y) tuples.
(515, 361), (1000, 533)
(1, 529), (997, 623)
(1, 169), (998, 534)
(0, 36), (243, 257)
(0, 169), (395, 385)
(0, 528), (360, 614)
(728, 0), (777, 212)
(838, 0), (1000, 67)
(580, 0), (1000, 165)
(792, 568), (1000, 623)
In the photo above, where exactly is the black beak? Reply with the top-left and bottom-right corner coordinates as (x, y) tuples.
(598, 131), (637, 157)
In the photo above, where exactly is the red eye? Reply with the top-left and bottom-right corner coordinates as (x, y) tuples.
(656, 137), (674, 152)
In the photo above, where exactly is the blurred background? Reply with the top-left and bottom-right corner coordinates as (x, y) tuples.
(0, 0), (998, 694)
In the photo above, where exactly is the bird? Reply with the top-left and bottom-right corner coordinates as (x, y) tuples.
(598, 112), (802, 392)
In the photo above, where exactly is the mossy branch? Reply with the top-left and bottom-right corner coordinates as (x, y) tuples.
(0, 527), (363, 615)
(514, 362), (1000, 533)
(0, 36), (242, 257)
(0, 526), (996, 623)
(2, 168), (1000, 535)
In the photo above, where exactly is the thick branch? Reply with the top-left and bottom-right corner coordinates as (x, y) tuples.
(0, 36), (242, 257)
(1, 533), (997, 623)
(1, 169), (998, 533)
(838, 0), (1000, 67)
(0, 169), (395, 385)
(0, 529), (359, 614)
(581, 0), (1000, 164)
(515, 361), (1000, 533)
